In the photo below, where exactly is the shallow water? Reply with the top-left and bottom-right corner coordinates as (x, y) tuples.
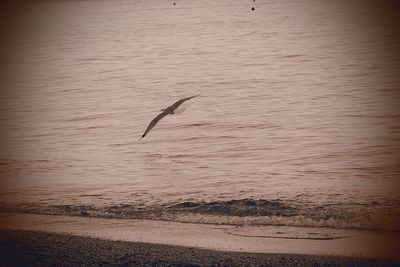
(0, 0), (400, 231)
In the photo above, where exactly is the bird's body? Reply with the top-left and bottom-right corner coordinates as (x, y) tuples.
(139, 94), (200, 140)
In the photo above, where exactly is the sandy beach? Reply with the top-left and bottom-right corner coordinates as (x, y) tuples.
(1, 229), (397, 267)
(0, 213), (399, 266)
(1, 213), (399, 259)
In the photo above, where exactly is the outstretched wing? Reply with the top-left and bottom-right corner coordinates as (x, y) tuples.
(139, 110), (169, 140)
(170, 94), (200, 111)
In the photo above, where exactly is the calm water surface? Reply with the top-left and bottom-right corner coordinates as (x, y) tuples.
(0, 0), (400, 231)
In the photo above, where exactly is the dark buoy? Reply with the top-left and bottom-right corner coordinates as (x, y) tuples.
(251, 6), (255, 10)
(173, 2), (176, 5)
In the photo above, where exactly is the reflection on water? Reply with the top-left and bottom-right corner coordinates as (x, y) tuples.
(0, 0), (399, 231)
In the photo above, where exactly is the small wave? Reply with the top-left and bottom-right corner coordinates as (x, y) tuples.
(178, 122), (213, 128)
(48, 205), (94, 216)
(1, 198), (399, 232)
(170, 198), (297, 217)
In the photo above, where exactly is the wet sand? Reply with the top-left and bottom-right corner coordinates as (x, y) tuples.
(2, 213), (400, 260)
(0, 230), (397, 267)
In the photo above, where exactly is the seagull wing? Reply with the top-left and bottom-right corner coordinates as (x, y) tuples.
(139, 110), (169, 140)
(170, 94), (200, 111)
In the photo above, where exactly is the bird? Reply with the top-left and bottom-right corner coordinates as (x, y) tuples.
(139, 94), (200, 140)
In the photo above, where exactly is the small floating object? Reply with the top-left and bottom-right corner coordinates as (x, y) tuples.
(173, 2), (176, 5)
(251, 7), (255, 10)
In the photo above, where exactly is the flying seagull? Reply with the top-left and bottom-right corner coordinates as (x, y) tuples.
(139, 94), (200, 140)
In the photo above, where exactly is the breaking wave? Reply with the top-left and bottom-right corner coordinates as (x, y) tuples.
(1, 198), (399, 232)
(170, 199), (297, 217)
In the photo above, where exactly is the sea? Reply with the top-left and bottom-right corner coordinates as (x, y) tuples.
(0, 0), (399, 232)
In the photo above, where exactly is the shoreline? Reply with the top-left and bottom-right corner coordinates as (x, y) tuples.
(0, 229), (397, 266)
(0, 212), (399, 265)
